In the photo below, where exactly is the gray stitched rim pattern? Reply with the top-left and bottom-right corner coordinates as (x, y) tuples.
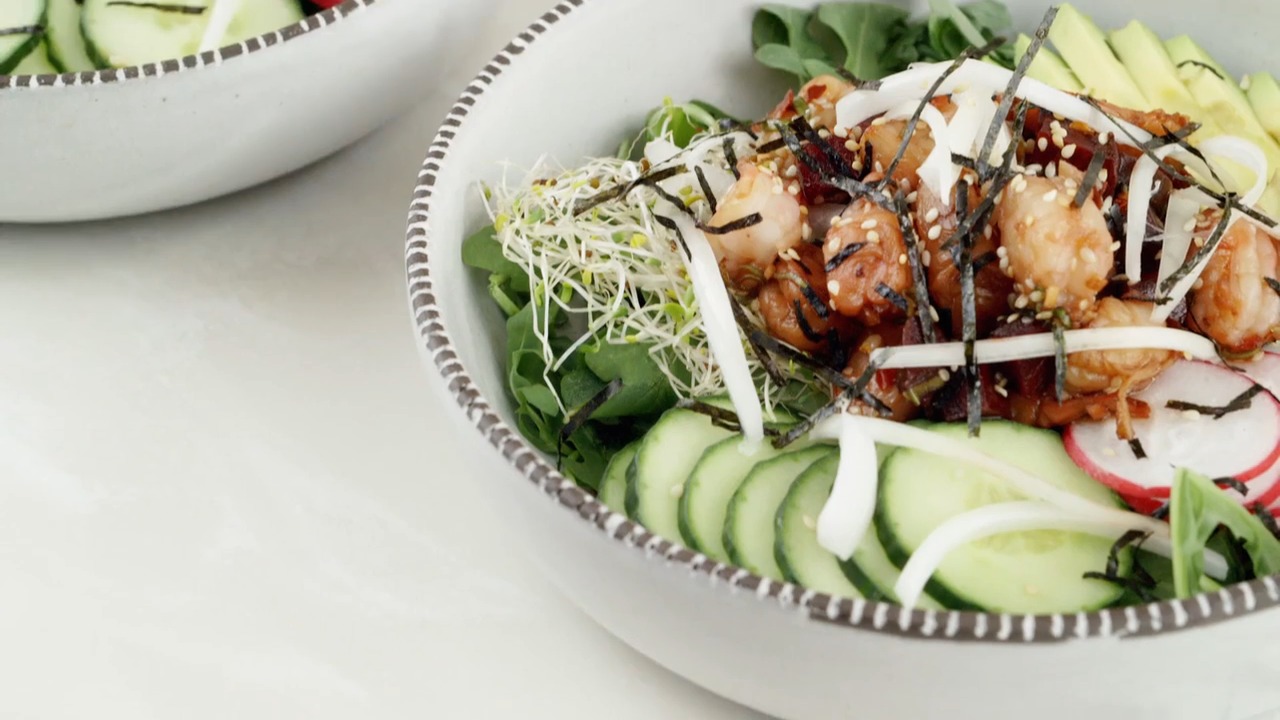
(404, 0), (1280, 643)
(0, 0), (374, 90)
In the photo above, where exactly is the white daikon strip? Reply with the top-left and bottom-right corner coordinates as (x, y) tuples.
(1157, 187), (1214, 288)
(869, 326), (1219, 370)
(893, 501), (1228, 609)
(664, 212), (764, 449)
(836, 60), (1152, 146)
(810, 415), (880, 560)
(1198, 136), (1270, 207)
(199, 0), (243, 53)
(1125, 146), (1179, 285)
(885, 101), (955, 205)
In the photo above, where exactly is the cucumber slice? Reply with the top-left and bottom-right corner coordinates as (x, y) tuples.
(724, 445), (833, 581)
(681, 436), (804, 563)
(11, 40), (55, 74)
(876, 421), (1129, 614)
(775, 452), (864, 597)
(626, 409), (735, 543)
(597, 442), (638, 516)
(0, 0), (46, 75)
(45, 0), (93, 72)
(82, 0), (304, 69)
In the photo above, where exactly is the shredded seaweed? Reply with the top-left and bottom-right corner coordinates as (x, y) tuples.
(646, 181), (697, 220)
(880, 37), (1005, 188)
(749, 329), (866, 395)
(777, 122), (892, 210)
(729, 294), (788, 389)
(1212, 475), (1251, 497)
(1074, 146), (1107, 209)
(977, 7), (1057, 176)
(1253, 503), (1280, 541)
(1052, 319), (1068, 402)
(972, 250), (999, 273)
(1128, 437), (1147, 459)
(1267, 277), (1280, 297)
(694, 165), (718, 214)
(557, 378), (624, 471)
(876, 283), (910, 312)
(723, 136), (741, 180)
(0, 25), (43, 37)
(1081, 530), (1156, 601)
(652, 214), (692, 259)
(791, 116), (855, 178)
(106, 1), (205, 13)
(700, 213), (763, 234)
(756, 137), (787, 155)
(1151, 502), (1171, 520)
(1165, 383), (1265, 419)
(1177, 59), (1225, 81)
(574, 164), (686, 215)
(774, 395), (846, 449)
(793, 300), (827, 343)
(1156, 203), (1234, 302)
(825, 242), (867, 272)
(955, 177), (981, 437)
(895, 193), (937, 343)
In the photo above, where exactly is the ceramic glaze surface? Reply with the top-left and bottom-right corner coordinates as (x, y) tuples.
(0, 0), (490, 223)
(406, 0), (1280, 717)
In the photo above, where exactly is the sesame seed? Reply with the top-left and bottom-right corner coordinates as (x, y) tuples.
(1102, 447), (1117, 457)
(1046, 163), (1058, 178)
(1043, 189), (1059, 203)
(1183, 409), (1202, 421)
(939, 369), (951, 381)
(871, 117), (888, 126)
(1077, 299), (1090, 311)
(927, 225), (942, 241)
(1030, 290), (1044, 303)
(922, 251), (932, 267)
(835, 126), (849, 139)
(785, 164), (800, 178)
(1062, 144), (1077, 159)
(867, 230), (881, 243)
(1037, 137), (1048, 152)
(907, 192), (919, 204)
(1044, 286), (1061, 308)
(861, 219), (878, 230)
(802, 223), (813, 240)
(788, 183), (801, 196)
(1081, 247), (1097, 263)
(1035, 310), (1053, 320)
(874, 161), (885, 173)
(994, 384), (1009, 398)
(1014, 295), (1029, 309)
(997, 246), (1008, 258)
(1024, 214), (1036, 226)
(924, 208), (940, 223)
(929, 305), (940, 322)
(818, 128), (831, 139)
(1099, 131), (1111, 145)
(1184, 217), (1198, 233)
(828, 280), (841, 294)
(1006, 314), (1019, 324)
(845, 139), (859, 152)
(1111, 241), (1122, 252)
(898, 254), (908, 265)
(1098, 169), (1109, 183)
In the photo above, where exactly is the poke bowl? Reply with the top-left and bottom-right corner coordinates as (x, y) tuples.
(407, 1), (1280, 718)
(0, 0), (490, 223)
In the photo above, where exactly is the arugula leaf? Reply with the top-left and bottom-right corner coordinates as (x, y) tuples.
(753, 5), (828, 60)
(583, 342), (680, 420)
(1169, 468), (1280, 598)
(815, 3), (910, 81)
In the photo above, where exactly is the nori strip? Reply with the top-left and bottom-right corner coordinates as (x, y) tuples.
(894, 193), (936, 342)
(1083, 96), (1277, 228)
(700, 213), (763, 234)
(106, 1), (205, 13)
(791, 116), (854, 178)
(1073, 146), (1107, 209)
(825, 242), (867, 272)
(1165, 383), (1266, 419)
(972, 250), (999, 273)
(557, 378), (624, 471)
(793, 300), (826, 343)
(978, 7), (1058, 177)
(748, 330), (868, 394)
(879, 39), (1002, 188)
(1212, 476), (1250, 497)
(1253, 503), (1280, 541)
(1156, 202), (1234, 302)
(756, 137), (787, 154)
(728, 294), (788, 389)
(1128, 438), (1147, 459)
(723, 136), (741, 180)
(652, 214), (692, 259)
(0, 25), (43, 36)
(1052, 321), (1068, 402)
(774, 396), (846, 449)
(1176, 59), (1225, 81)
(574, 164), (686, 215)
(1151, 502), (1171, 520)
(646, 182), (696, 219)
(876, 283), (910, 312)
(950, 153), (980, 171)
(694, 165), (718, 214)
(675, 398), (759, 434)
(776, 123), (891, 210)
(1212, 525), (1257, 580)
(1267, 277), (1280, 297)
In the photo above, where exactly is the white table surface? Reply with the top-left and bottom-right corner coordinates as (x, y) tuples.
(0, 2), (763, 718)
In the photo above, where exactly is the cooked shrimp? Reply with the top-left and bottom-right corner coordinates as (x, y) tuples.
(768, 75), (856, 130)
(1066, 298), (1177, 395)
(993, 174), (1114, 324)
(705, 160), (805, 292)
(862, 118), (935, 189)
(913, 181), (1013, 335)
(1189, 218), (1280, 355)
(822, 198), (912, 326)
(757, 244), (853, 354)
(1092, 99), (1192, 137)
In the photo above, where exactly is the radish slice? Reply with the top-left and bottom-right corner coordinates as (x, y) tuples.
(1235, 350), (1280, 399)
(1065, 360), (1280, 507)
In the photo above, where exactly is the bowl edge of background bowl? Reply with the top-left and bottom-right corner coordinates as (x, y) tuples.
(0, 0), (375, 90)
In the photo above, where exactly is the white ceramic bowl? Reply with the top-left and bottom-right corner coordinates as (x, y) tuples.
(0, 0), (490, 223)
(407, 2), (1280, 718)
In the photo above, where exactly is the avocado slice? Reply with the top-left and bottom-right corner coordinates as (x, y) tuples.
(1109, 22), (1211, 127)
(1048, 4), (1150, 111)
(1014, 34), (1082, 93)
(1246, 72), (1280, 144)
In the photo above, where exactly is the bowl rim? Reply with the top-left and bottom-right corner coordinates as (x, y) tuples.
(0, 0), (376, 90)
(404, 0), (1280, 644)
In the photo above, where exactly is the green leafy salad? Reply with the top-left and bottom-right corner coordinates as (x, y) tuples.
(463, 1), (1280, 615)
